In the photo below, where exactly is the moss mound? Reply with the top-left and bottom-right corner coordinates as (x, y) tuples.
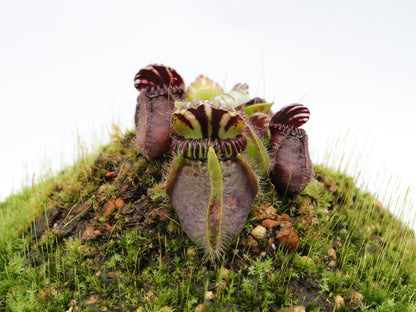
(1, 127), (415, 311)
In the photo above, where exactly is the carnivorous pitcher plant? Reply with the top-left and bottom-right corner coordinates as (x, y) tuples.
(133, 64), (313, 258)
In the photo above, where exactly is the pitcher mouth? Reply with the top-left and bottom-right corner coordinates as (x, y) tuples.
(270, 124), (307, 138)
(172, 135), (247, 160)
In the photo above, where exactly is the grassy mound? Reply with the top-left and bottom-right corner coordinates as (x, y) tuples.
(1, 127), (415, 312)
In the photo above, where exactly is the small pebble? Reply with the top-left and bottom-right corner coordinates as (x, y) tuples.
(105, 171), (116, 178)
(327, 247), (337, 261)
(144, 291), (156, 303)
(327, 260), (337, 269)
(102, 200), (117, 217)
(346, 291), (363, 310)
(215, 280), (227, 290)
(187, 247), (197, 256)
(275, 221), (300, 252)
(205, 291), (214, 300)
(334, 295), (344, 309)
(102, 222), (113, 232)
(115, 197), (125, 208)
(333, 241), (342, 250)
(77, 202), (91, 214)
(278, 214), (290, 222)
(81, 226), (101, 241)
(194, 304), (204, 312)
(194, 303), (210, 312)
(252, 203), (278, 220)
(262, 219), (278, 228)
(251, 225), (267, 239)
(85, 294), (99, 305)
(247, 235), (260, 254)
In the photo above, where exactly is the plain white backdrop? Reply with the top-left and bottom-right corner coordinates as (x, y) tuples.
(1, 1), (415, 225)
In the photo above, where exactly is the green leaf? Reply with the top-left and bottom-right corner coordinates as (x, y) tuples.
(243, 102), (273, 116)
(184, 75), (223, 101)
(165, 154), (185, 197)
(243, 124), (271, 176)
(215, 89), (250, 108)
(206, 147), (224, 257)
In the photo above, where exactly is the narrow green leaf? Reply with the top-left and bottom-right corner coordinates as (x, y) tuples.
(243, 124), (271, 176)
(206, 147), (224, 257)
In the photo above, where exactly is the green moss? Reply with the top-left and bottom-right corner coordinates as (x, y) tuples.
(0, 128), (415, 311)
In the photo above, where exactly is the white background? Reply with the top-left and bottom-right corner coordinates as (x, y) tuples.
(1, 0), (415, 227)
